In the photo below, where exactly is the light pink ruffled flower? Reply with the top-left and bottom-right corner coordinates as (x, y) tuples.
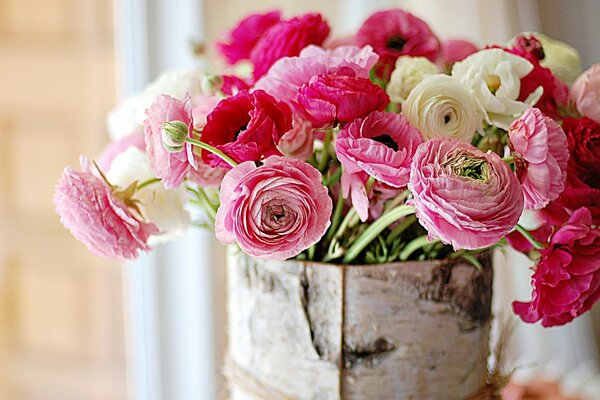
(277, 118), (314, 160)
(295, 73), (389, 127)
(409, 138), (524, 250)
(54, 158), (158, 261)
(97, 133), (145, 172)
(513, 207), (600, 327)
(341, 170), (402, 222)
(144, 94), (196, 189)
(253, 44), (379, 104)
(508, 107), (569, 210)
(215, 156), (332, 260)
(571, 64), (600, 124)
(336, 111), (423, 189)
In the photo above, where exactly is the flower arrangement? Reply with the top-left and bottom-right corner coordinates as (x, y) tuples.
(55, 8), (600, 328)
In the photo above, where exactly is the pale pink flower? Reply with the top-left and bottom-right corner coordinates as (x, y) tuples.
(143, 94), (195, 189)
(96, 133), (145, 172)
(54, 158), (158, 261)
(341, 170), (402, 222)
(571, 64), (600, 124)
(508, 107), (569, 209)
(336, 111), (423, 188)
(409, 138), (524, 250)
(215, 156), (332, 260)
(277, 118), (314, 160)
(253, 44), (379, 104)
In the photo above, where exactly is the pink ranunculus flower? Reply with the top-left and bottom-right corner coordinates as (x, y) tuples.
(508, 107), (569, 210)
(571, 64), (600, 124)
(144, 94), (196, 189)
(277, 118), (314, 160)
(340, 170), (402, 222)
(355, 9), (440, 71)
(54, 157), (159, 261)
(409, 138), (524, 250)
(336, 111), (423, 188)
(295, 73), (389, 127)
(250, 13), (330, 80)
(254, 44), (379, 104)
(96, 133), (145, 172)
(513, 207), (600, 327)
(439, 39), (478, 65)
(215, 156), (333, 260)
(216, 11), (282, 65)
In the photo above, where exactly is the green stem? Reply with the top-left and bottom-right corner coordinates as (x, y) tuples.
(325, 188), (346, 241)
(307, 245), (316, 261)
(515, 224), (544, 250)
(365, 176), (376, 193)
(343, 205), (414, 264)
(502, 156), (514, 164)
(137, 177), (161, 190)
(185, 138), (238, 168)
(383, 190), (410, 213)
(318, 129), (333, 171)
(385, 214), (417, 245)
(400, 235), (439, 261)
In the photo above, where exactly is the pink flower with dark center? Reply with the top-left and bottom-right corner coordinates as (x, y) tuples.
(508, 107), (569, 209)
(143, 94), (196, 189)
(200, 90), (293, 168)
(513, 207), (600, 327)
(217, 11), (282, 65)
(250, 13), (330, 80)
(295, 73), (389, 127)
(336, 111), (423, 188)
(355, 9), (440, 72)
(215, 156), (332, 260)
(54, 158), (158, 261)
(409, 138), (524, 249)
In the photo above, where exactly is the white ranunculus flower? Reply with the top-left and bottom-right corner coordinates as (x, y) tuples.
(402, 74), (482, 143)
(452, 49), (543, 130)
(106, 147), (190, 245)
(107, 69), (205, 141)
(386, 56), (439, 103)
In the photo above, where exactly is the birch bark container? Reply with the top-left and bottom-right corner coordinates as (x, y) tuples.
(226, 247), (493, 400)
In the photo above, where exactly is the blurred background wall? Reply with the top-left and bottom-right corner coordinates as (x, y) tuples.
(0, 1), (599, 399)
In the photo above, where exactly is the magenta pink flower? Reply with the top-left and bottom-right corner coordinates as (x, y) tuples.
(215, 156), (332, 260)
(54, 158), (159, 261)
(409, 138), (524, 249)
(355, 9), (440, 70)
(254, 44), (379, 104)
(295, 73), (389, 127)
(508, 107), (569, 209)
(571, 64), (600, 124)
(144, 94), (196, 189)
(217, 11), (282, 65)
(513, 207), (600, 327)
(439, 39), (478, 65)
(200, 90), (292, 168)
(336, 111), (423, 188)
(250, 13), (330, 80)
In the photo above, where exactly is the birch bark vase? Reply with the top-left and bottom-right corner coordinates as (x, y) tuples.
(226, 246), (493, 400)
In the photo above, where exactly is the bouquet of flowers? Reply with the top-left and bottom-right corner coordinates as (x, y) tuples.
(55, 8), (600, 328)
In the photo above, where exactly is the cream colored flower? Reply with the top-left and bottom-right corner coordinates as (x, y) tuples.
(107, 147), (191, 245)
(452, 49), (542, 130)
(537, 33), (582, 85)
(402, 74), (482, 143)
(386, 56), (439, 103)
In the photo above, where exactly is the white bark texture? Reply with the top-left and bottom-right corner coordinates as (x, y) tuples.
(226, 247), (493, 400)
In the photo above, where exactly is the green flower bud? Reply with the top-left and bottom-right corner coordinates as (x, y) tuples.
(161, 121), (188, 153)
(201, 74), (223, 96)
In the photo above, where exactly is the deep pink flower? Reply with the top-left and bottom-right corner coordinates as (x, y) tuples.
(144, 94), (197, 189)
(254, 44), (379, 104)
(220, 75), (250, 96)
(409, 138), (524, 250)
(200, 90), (293, 168)
(439, 39), (478, 65)
(217, 11), (282, 65)
(513, 207), (600, 327)
(571, 64), (600, 124)
(508, 107), (569, 209)
(54, 158), (159, 261)
(541, 186), (600, 227)
(250, 13), (330, 80)
(295, 73), (389, 127)
(336, 111), (423, 188)
(355, 9), (440, 73)
(563, 117), (600, 189)
(215, 156), (333, 260)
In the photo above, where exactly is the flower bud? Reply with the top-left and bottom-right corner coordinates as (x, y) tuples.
(161, 121), (188, 153)
(201, 74), (224, 96)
